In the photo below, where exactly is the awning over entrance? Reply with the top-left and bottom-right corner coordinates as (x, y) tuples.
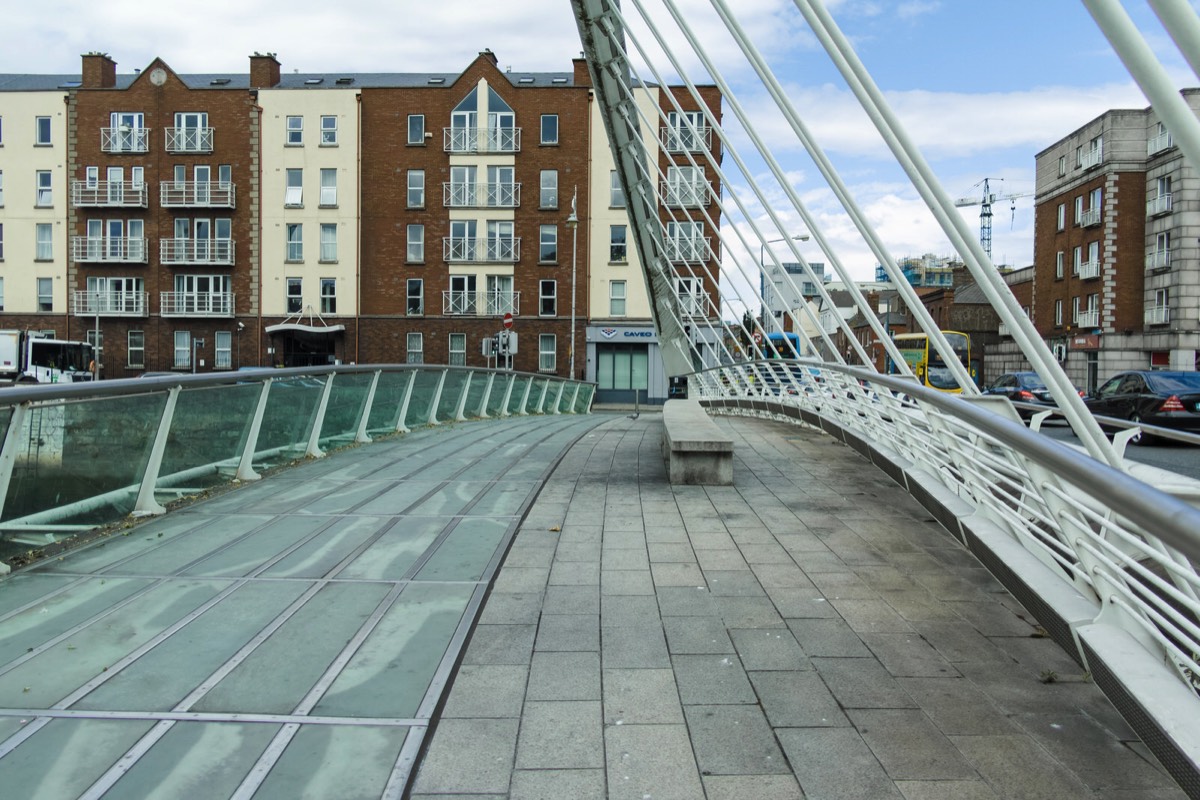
(264, 322), (346, 335)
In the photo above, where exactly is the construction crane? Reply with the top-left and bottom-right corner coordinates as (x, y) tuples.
(953, 178), (1033, 262)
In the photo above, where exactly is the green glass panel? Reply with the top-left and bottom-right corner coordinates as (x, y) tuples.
(253, 724), (412, 799)
(319, 371), (374, 447)
(366, 371), (411, 433)
(0, 718), (157, 800)
(437, 370), (469, 421)
(256, 375), (326, 461)
(158, 383), (262, 490)
(463, 370), (488, 418)
(507, 376), (530, 415)
(405, 369), (441, 429)
(485, 374), (510, 417)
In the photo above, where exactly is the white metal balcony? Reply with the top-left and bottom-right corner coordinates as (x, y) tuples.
(677, 293), (713, 319)
(1146, 249), (1171, 270)
(72, 290), (148, 317)
(1147, 194), (1172, 216)
(660, 181), (712, 207)
(443, 127), (521, 154)
(443, 237), (521, 263)
(1079, 207), (1101, 227)
(998, 321), (1010, 336)
(71, 181), (148, 208)
(442, 182), (521, 208)
(1079, 146), (1103, 170)
(1145, 305), (1171, 326)
(160, 181), (236, 208)
(100, 127), (150, 153)
(71, 237), (149, 264)
(1075, 309), (1099, 328)
(160, 238), (235, 266)
(442, 290), (520, 317)
(159, 291), (235, 317)
(1148, 131), (1174, 155)
(660, 126), (712, 152)
(1078, 259), (1101, 279)
(663, 237), (712, 262)
(165, 127), (214, 153)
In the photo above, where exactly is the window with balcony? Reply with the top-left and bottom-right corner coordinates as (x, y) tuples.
(1148, 175), (1172, 216)
(174, 331), (191, 369)
(540, 280), (556, 316)
(1080, 241), (1100, 279)
(36, 171), (52, 206)
(539, 334), (556, 372)
(487, 165), (517, 207)
(407, 224), (424, 263)
(128, 331), (145, 368)
(0, 223), (4, 261)
(407, 114), (425, 145)
(610, 280), (627, 316)
(285, 169), (303, 207)
(1081, 188), (1101, 226)
(664, 166), (706, 206)
(319, 169), (337, 207)
(664, 110), (707, 152)
(1148, 288), (1170, 325)
(215, 330), (232, 369)
(320, 115), (337, 146)
(540, 169), (558, 209)
(488, 221), (517, 262)
(539, 225), (558, 263)
(35, 116), (51, 146)
(540, 114), (558, 145)
(1148, 231), (1171, 270)
(84, 275), (145, 316)
(320, 223), (337, 263)
(666, 221), (706, 261)
(408, 170), (424, 208)
(448, 88), (518, 153)
(168, 274), (231, 317)
(169, 112), (211, 152)
(286, 278), (302, 313)
(487, 275), (516, 316)
(286, 116), (303, 146)
(37, 277), (53, 311)
(448, 274), (476, 314)
(610, 225), (627, 263)
(449, 333), (467, 366)
(407, 332), (423, 364)
(105, 112), (146, 152)
(36, 223), (53, 260)
(610, 171), (625, 208)
(407, 279), (423, 316)
(320, 278), (336, 314)
(1148, 121), (1173, 155)
(676, 276), (705, 317)
(162, 218), (226, 265)
(447, 220), (477, 261)
(286, 224), (303, 262)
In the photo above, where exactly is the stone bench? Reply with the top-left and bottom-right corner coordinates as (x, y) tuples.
(661, 398), (734, 485)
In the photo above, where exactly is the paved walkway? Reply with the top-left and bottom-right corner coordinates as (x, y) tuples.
(412, 413), (1186, 800)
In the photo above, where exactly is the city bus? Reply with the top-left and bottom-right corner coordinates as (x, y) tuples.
(763, 331), (801, 359)
(891, 331), (975, 393)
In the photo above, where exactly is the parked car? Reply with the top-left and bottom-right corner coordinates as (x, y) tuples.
(1085, 370), (1200, 445)
(983, 371), (1057, 419)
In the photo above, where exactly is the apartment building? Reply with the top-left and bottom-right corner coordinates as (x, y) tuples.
(1031, 91), (1200, 392)
(0, 51), (720, 386)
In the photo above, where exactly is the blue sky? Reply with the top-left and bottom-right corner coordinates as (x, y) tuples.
(3, 0), (1196, 282)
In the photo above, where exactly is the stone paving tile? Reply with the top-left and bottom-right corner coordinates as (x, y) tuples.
(672, 654), (757, 705)
(862, 632), (960, 678)
(737, 542), (791, 563)
(848, 709), (978, 781)
(441, 663), (529, 718)
(705, 570), (766, 596)
(605, 724), (704, 800)
(749, 562), (812, 589)
(766, 586), (842, 619)
(684, 705), (791, 775)
(695, 548), (751, 571)
(548, 560), (600, 587)
(502, 546), (557, 569)
(749, 669), (848, 727)
(688, 531), (738, 550)
(601, 569), (655, 596)
(879, 589), (966, 623)
(715, 595), (786, 629)
(527, 651), (601, 701)
(777, 727), (906, 800)
(601, 625), (671, 668)
(493, 566), (551, 593)
(656, 586), (720, 617)
(729, 628), (808, 671)
(786, 618), (870, 657)
(647, 542), (696, 563)
(509, 769), (606, 800)
(600, 595), (662, 628)
(896, 677), (1017, 736)
(515, 701), (604, 770)
(701, 774), (805, 800)
(663, 616), (735, 654)
(811, 570), (880, 599)
(602, 547), (650, 571)
(542, 584), (600, 615)
(412, 718), (520, 795)
(534, 613), (600, 652)
(558, 524), (603, 544)
(950, 734), (1096, 799)
(811, 657), (919, 709)
(603, 668), (684, 724)
(828, 597), (917, 633)
(651, 562), (706, 587)
(477, 591), (544, 625)
(894, 780), (1001, 800)
(463, 623), (538, 665)
(554, 541), (601, 562)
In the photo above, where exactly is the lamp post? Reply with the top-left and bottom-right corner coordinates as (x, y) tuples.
(566, 186), (579, 379)
(237, 321), (245, 369)
(758, 234), (810, 336)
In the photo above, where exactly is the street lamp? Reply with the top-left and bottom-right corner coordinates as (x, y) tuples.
(237, 321), (245, 369)
(758, 234), (809, 335)
(566, 186), (579, 379)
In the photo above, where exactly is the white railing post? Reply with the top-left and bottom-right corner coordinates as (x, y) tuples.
(536, 381), (549, 414)
(428, 370), (448, 425)
(133, 387), (180, 516)
(478, 373), (496, 418)
(551, 381), (566, 414)
(0, 403), (31, 523)
(305, 374), (336, 459)
(394, 370), (417, 433)
(454, 372), (473, 422)
(235, 379), (273, 482)
(500, 375), (516, 417)
(355, 370), (381, 444)
(519, 378), (533, 415)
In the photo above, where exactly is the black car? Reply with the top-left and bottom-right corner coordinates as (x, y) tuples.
(983, 371), (1057, 419)
(1085, 370), (1200, 444)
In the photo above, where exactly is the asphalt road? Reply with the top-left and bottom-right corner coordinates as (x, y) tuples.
(1038, 420), (1200, 482)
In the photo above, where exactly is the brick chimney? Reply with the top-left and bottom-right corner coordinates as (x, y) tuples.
(250, 52), (281, 88)
(478, 49), (498, 67)
(82, 53), (117, 89)
(572, 57), (591, 88)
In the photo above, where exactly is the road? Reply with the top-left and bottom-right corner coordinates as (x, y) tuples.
(1038, 421), (1200, 482)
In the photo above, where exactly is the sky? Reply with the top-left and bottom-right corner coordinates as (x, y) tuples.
(3, 0), (1197, 286)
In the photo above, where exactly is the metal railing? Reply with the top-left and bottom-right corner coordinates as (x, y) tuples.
(1079, 146), (1103, 169)
(165, 127), (214, 153)
(1146, 249), (1171, 270)
(1079, 207), (1101, 226)
(100, 127), (150, 153)
(442, 127), (521, 153)
(1148, 131), (1174, 155)
(659, 180), (712, 207)
(159, 291), (235, 317)
(159, 181), (236, 208)
(1078, 259), (1101, 279)
(71, 237), (148, 264)
(1147, 194), (1173, 215)
(71, 290), (148, 317)
(660, 125), (712, 152)
(71, 181), (148, 207)
(1145, 305), (1170, 326)
(160, 238), (235, 266)
(442, 237), (521, 263)
(0, 366), (594, 533)
(442, 182), (521, 208)
(442, 290), (519, 316)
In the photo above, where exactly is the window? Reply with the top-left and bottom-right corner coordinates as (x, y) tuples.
(1056, 203), (1065, 231)
(286, 223), (303, 262)
(407, 224), (424, 263)
(1087, 240), (1099, 268)
(319, 168), (337, 206)
(36, 171), (52, 206)
(407, 114), (425, 145)
(0, 170), (4, 206)
(286, 115), (303, 145)
(286, 277), (302, 313)
(1054, 299), (1063, 326)
(407, 332), (423, 364)
(539, 280), (556, 316)
(676, 277), (704, 316)
(36, 223), (53, 260)
(285, 168), (303, 207)
(320, 223), (337, 262)
(539, 224), (558, 262)
(1055, 250), (1063, 279)
(408, 170), (424, 208)
(35, 116), (51, 145)
(37, 277), (53, 311)
(1058, 155), (1066, 176)
(449, 333), (467, 366)
(610, 171), (625, 208)
(174, 331), (191, 369)
(488, 165), (516, 207)
(320, 278), (336, 313)
(0, 224), (3, 261)
(540, 114), (559, 144)
(610, 225), (627, 262)
(487, 220), (515, 261)
(540, 170), (558, 209)
(1072, 245), (1082, 275)
(320, 115), (338, 146)
(1072, 296), (1081, 323)
(1073, 195), (1083, 224)
(610, 280), (627, 316)
(128, 331), (145, 368)
(215, 330), (232, 369)
(1089, 187), (1101, 214)
(0, 278), (4, 310)
(407, 278), (423, 316)
(539, 334), (556, 372)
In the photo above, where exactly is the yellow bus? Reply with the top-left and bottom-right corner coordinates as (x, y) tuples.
(892, 331), (976, 393)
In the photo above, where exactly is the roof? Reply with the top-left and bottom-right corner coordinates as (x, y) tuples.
(0, 71), (583, 92)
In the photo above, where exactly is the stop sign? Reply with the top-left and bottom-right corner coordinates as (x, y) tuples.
(503, 313), (514, 329)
